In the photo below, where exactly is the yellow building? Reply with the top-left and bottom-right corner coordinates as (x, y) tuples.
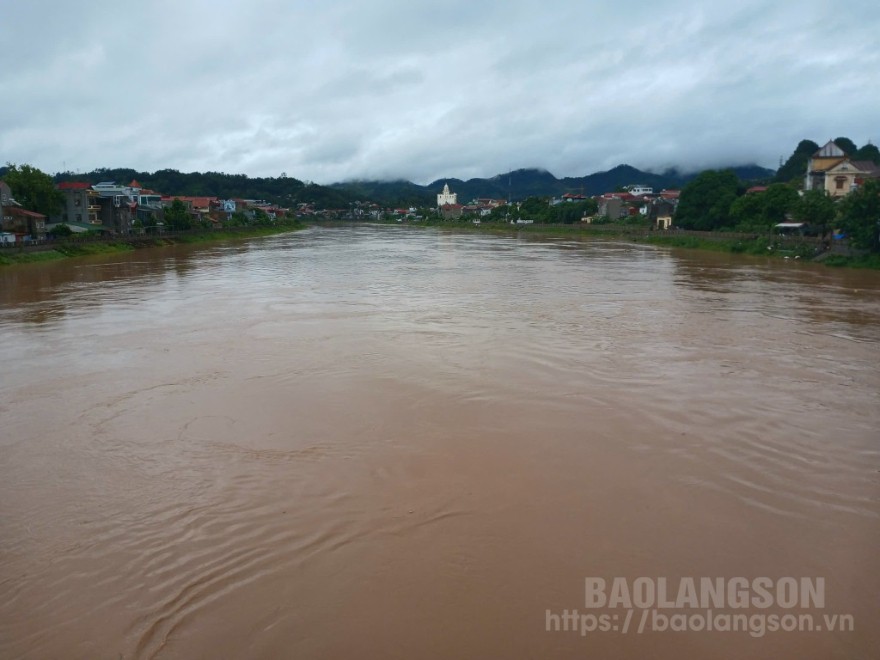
(804, 140), (880, 197)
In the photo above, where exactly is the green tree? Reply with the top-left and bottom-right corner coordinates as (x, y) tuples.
(489, 204), (513, 221)
(2, 163), (64, 216)
(675, 169), (740, 231)
(47, 223), (73, 238)
(837, 179), (880, 251)
(833, 137), (858, 156)
(251, 208), (271, 226)
(854, 143), (880, 164)
(519, 196), (550, 221)
(729, 192), (766, 230)
(762, 183), (799, 224)
(774, 139), (819, 184)
(550, 199), (598, 224)
(226, 211), (249, 227)
(163, 199), (192, 231)
(794, 189), (836, 236)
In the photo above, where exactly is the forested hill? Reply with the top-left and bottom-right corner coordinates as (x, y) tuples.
(331, 164), (776, 207)
(41, 167), (357, 209)
(1, 161), (776, 210)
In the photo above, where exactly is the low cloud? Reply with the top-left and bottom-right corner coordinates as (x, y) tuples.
(1, 0), (877, 184)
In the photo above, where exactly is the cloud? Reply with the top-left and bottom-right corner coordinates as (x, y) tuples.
(1, 0), (878, 184)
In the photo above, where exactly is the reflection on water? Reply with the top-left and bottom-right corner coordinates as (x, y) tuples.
(1, 226), (879, 659)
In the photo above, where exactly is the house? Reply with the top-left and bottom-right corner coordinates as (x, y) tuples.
(90, 181), (146, 231)
(163, 196), (219, 225)
(475, 198), (506, 208)
(625, 185), (653, 196)
(655, 214), (673, 230)
(439, 203), (463, 220)
(437, 183), (457, 208)
(54, 181), (101, 226)
(0, 181), (47, 240)
(650, 200), (676, 229)
(802, 140), (880, 196)
(596, 195), (625, 219)
(822, 158), (880, 197)
(165, 196), (217, 214)
(0, 181), (13, 207)
(98, 196), (134, 234)
(2, 207), (47, 241)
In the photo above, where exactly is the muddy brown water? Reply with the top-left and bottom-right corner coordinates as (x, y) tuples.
(1, 226), (878, 659)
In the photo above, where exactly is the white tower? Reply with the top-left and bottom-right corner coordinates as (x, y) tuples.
(437, 183), (457, 207)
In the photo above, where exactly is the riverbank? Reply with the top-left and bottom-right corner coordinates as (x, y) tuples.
(0, 222), (305, 266)
(335, 219), (880, 269)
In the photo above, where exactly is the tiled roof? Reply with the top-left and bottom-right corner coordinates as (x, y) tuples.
(851, 161), (880, 175)
(7, 207), (46, 218)
(169, 196), (217, 209)
(808, 157), (845, 173)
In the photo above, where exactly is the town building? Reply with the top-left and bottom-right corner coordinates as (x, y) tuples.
(439, 203), (463, 220)
(804, 140), (880, 197)
(54, 181), (101, 226)
(625, 185), (653, 196)
(2, 207), (46, 241)
(0, 181), (13, 208)
(0, 181), (46, 241)
(437, 183), (457, 208)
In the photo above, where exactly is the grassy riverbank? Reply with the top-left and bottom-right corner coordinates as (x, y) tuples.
(0, 222), (305, 266)
(347, 219), (880, 269)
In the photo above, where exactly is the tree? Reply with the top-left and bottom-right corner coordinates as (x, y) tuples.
(774, 139), (819, 184)
(227, 211), (249, 227)
(550, 199), (598, 224)
(251, 208), (271, 225)
(762, 183), (799, 224)
(794, 189), (836, 236)
(854, 143), (880, 165)
(489, 204), (512, 222)
(2, 163), (63, 216)
(518, 196), (549, 219)
(163, 199), (192, 231)
(837, 179), (880, 251)
(674, 170), (740, 231)
(729, 192), (766, 230)
(833, 137), (858, 156)
(47, 223), (73, 238)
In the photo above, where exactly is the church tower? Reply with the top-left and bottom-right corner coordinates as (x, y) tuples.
(437, 182), (457, 208)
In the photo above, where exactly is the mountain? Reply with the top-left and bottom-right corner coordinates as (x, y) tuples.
(327, 179), (435, 207)
(331, 164), (776, 206)
(4, 160), (775, 211)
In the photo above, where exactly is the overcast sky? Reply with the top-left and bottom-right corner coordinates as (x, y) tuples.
(1, 0), (878, 185)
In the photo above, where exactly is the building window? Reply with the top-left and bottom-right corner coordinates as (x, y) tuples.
(75, 197), (81, 207)
(76, 214), (82, 223)
(835, 177), (846, 190)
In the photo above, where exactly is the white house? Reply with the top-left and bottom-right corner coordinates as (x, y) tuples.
(626, 185), (653, 196)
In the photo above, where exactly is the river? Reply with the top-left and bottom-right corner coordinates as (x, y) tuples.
(1, 226), (878, 659)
